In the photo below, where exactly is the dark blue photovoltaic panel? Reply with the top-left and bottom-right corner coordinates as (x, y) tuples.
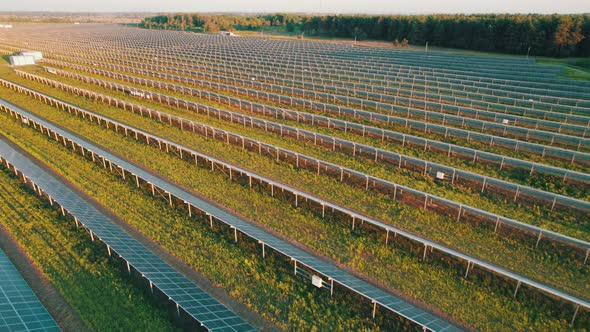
(0, 250), (61, 332)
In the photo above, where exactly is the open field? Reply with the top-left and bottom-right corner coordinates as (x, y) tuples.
(0, 23), (588, 331)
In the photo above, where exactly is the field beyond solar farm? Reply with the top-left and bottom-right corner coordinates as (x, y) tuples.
(0, 23), (588, 332)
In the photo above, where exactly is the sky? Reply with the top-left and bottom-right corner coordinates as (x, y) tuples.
(0, 0), (588, 14)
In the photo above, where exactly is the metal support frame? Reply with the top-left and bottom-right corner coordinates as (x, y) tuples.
(571, 305), (580, 324)
(372, 301), (377, 319)
(514, 281), (522, 298)
(465, 261), (472, 278)
(535, 231), (543, 249)
(330, 278), (334, 297)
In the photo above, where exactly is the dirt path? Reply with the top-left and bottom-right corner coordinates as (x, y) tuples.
(0, 222), (90, 332)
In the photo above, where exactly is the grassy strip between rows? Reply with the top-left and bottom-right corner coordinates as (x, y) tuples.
(0, 158), (179, 331)
(32, 63), (590, 203)
(8, 68), (589, 242)
(1, 74), (588, 299)
(44, 58), (590, 178)
(0, 84), (587, 331)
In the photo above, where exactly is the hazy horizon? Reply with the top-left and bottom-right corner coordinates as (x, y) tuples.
(0, 0), (588, 15)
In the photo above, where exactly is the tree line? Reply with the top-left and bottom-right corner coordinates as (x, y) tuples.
(140, 14), (589, 57)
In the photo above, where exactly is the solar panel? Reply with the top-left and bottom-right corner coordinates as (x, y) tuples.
(0, 141), (255, 332)
(0, 250), (61, 332)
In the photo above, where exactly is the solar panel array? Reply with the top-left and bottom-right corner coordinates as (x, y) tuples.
(0, 23), (588, 330)
(31, 62), (590, 216)
(2, 77), (590, 326)
(39, 59), (590, 168)
(0, 249), (61, 332)
(7, 70), (590, 257)
(0, 139), (255, 332)
(0, 98), (462, 331)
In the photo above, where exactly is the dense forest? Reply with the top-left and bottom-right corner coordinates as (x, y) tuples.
(140, 14), (590, 57)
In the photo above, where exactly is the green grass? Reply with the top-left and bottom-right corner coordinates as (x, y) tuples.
(537, 58), (590, 81)
(0, 160), (179, 332)
(0, 83), (587, 331)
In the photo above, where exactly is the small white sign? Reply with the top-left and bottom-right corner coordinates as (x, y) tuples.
(312, 275), (323, 288)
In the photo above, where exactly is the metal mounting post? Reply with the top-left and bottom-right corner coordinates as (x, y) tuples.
(535, 231), (543, 249)
(514, 281), (522, 298)
(465, 261), (472, 278)
(372, 301), (377, 319)
(330, 279), (334, 297)
(571, 305), (580, 324)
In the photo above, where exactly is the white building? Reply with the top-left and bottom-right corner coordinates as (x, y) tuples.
(9, 55), (35, 66)
(0, 24), (13, 29)
(20, 51), (43, 61)
(218, 31), (237, 36)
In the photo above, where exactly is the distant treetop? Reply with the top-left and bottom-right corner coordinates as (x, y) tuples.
(140, 13), (590, 57)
